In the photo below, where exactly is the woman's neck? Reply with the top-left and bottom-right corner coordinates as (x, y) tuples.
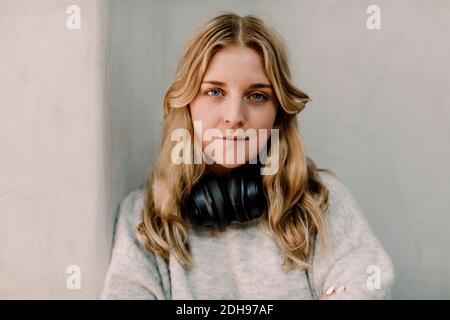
(206, 163), (235, 177)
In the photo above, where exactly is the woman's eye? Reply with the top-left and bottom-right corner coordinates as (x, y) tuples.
(248, 92), (268, 103)
(204, 89), (267, 103)
(205, 89), (222, 97)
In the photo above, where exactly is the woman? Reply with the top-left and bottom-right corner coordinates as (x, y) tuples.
(101, 12), (394, 300)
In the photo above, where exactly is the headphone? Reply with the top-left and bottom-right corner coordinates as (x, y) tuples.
(182, 163), (268, 229)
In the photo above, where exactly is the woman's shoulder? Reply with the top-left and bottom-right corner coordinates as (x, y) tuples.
(117, 188), (146, 226)
(111, 188), (147, 256)
(316, 170), (360, 213)
(317, 170), (349, 200)
(314, 170), (391, 268)
(315, 170), (368, 234)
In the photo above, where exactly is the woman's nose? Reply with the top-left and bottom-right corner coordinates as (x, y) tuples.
(223, 96), (246, 127)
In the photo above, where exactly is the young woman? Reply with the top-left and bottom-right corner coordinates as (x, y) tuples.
(101, 12), (394, 300)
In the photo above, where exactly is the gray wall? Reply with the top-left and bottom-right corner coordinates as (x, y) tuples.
(1, 0), (449, 299)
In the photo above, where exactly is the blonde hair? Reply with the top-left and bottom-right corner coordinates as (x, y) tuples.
(137, 12), (335, 271)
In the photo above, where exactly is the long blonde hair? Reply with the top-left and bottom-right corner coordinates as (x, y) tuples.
(137, 12), (335, 271)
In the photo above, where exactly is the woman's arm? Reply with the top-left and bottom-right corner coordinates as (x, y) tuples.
(312, 172), (395, 300)
(101, 190), (169, 300)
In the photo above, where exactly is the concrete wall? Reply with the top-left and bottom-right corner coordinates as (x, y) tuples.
(1, 0), (449, 299)
(0, 0), (109, 299)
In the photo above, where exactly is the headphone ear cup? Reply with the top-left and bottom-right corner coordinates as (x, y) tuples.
(246, 173), (267, 219)
(228, 168), (267, 222)
(188, 173), (233, 228)
(228, 173), (249, 222)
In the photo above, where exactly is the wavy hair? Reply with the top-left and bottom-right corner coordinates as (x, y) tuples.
(137, 12), (335, 271)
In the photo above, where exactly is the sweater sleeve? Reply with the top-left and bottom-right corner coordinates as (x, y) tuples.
(100, 189), (170, 300)
(311, 172), (395, 300)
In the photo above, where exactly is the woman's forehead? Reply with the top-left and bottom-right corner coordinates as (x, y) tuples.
(206, 46), (266, 72)
(202, 47), (270, 87)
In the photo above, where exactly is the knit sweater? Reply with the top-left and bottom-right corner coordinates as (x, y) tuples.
(101, 171), (394, 300)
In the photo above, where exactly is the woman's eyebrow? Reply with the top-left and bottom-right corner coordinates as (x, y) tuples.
(202, 80), (273, 90)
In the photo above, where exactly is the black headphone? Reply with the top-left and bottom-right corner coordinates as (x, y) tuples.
(182, 163), (268, 229)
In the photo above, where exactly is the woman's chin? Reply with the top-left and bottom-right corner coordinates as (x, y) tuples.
(215, 163), (244, 169)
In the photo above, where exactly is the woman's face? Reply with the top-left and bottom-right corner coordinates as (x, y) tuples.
(189, 45), (278, 174)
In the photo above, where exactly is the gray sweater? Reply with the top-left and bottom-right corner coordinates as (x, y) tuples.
(101, 171), (394, 299)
